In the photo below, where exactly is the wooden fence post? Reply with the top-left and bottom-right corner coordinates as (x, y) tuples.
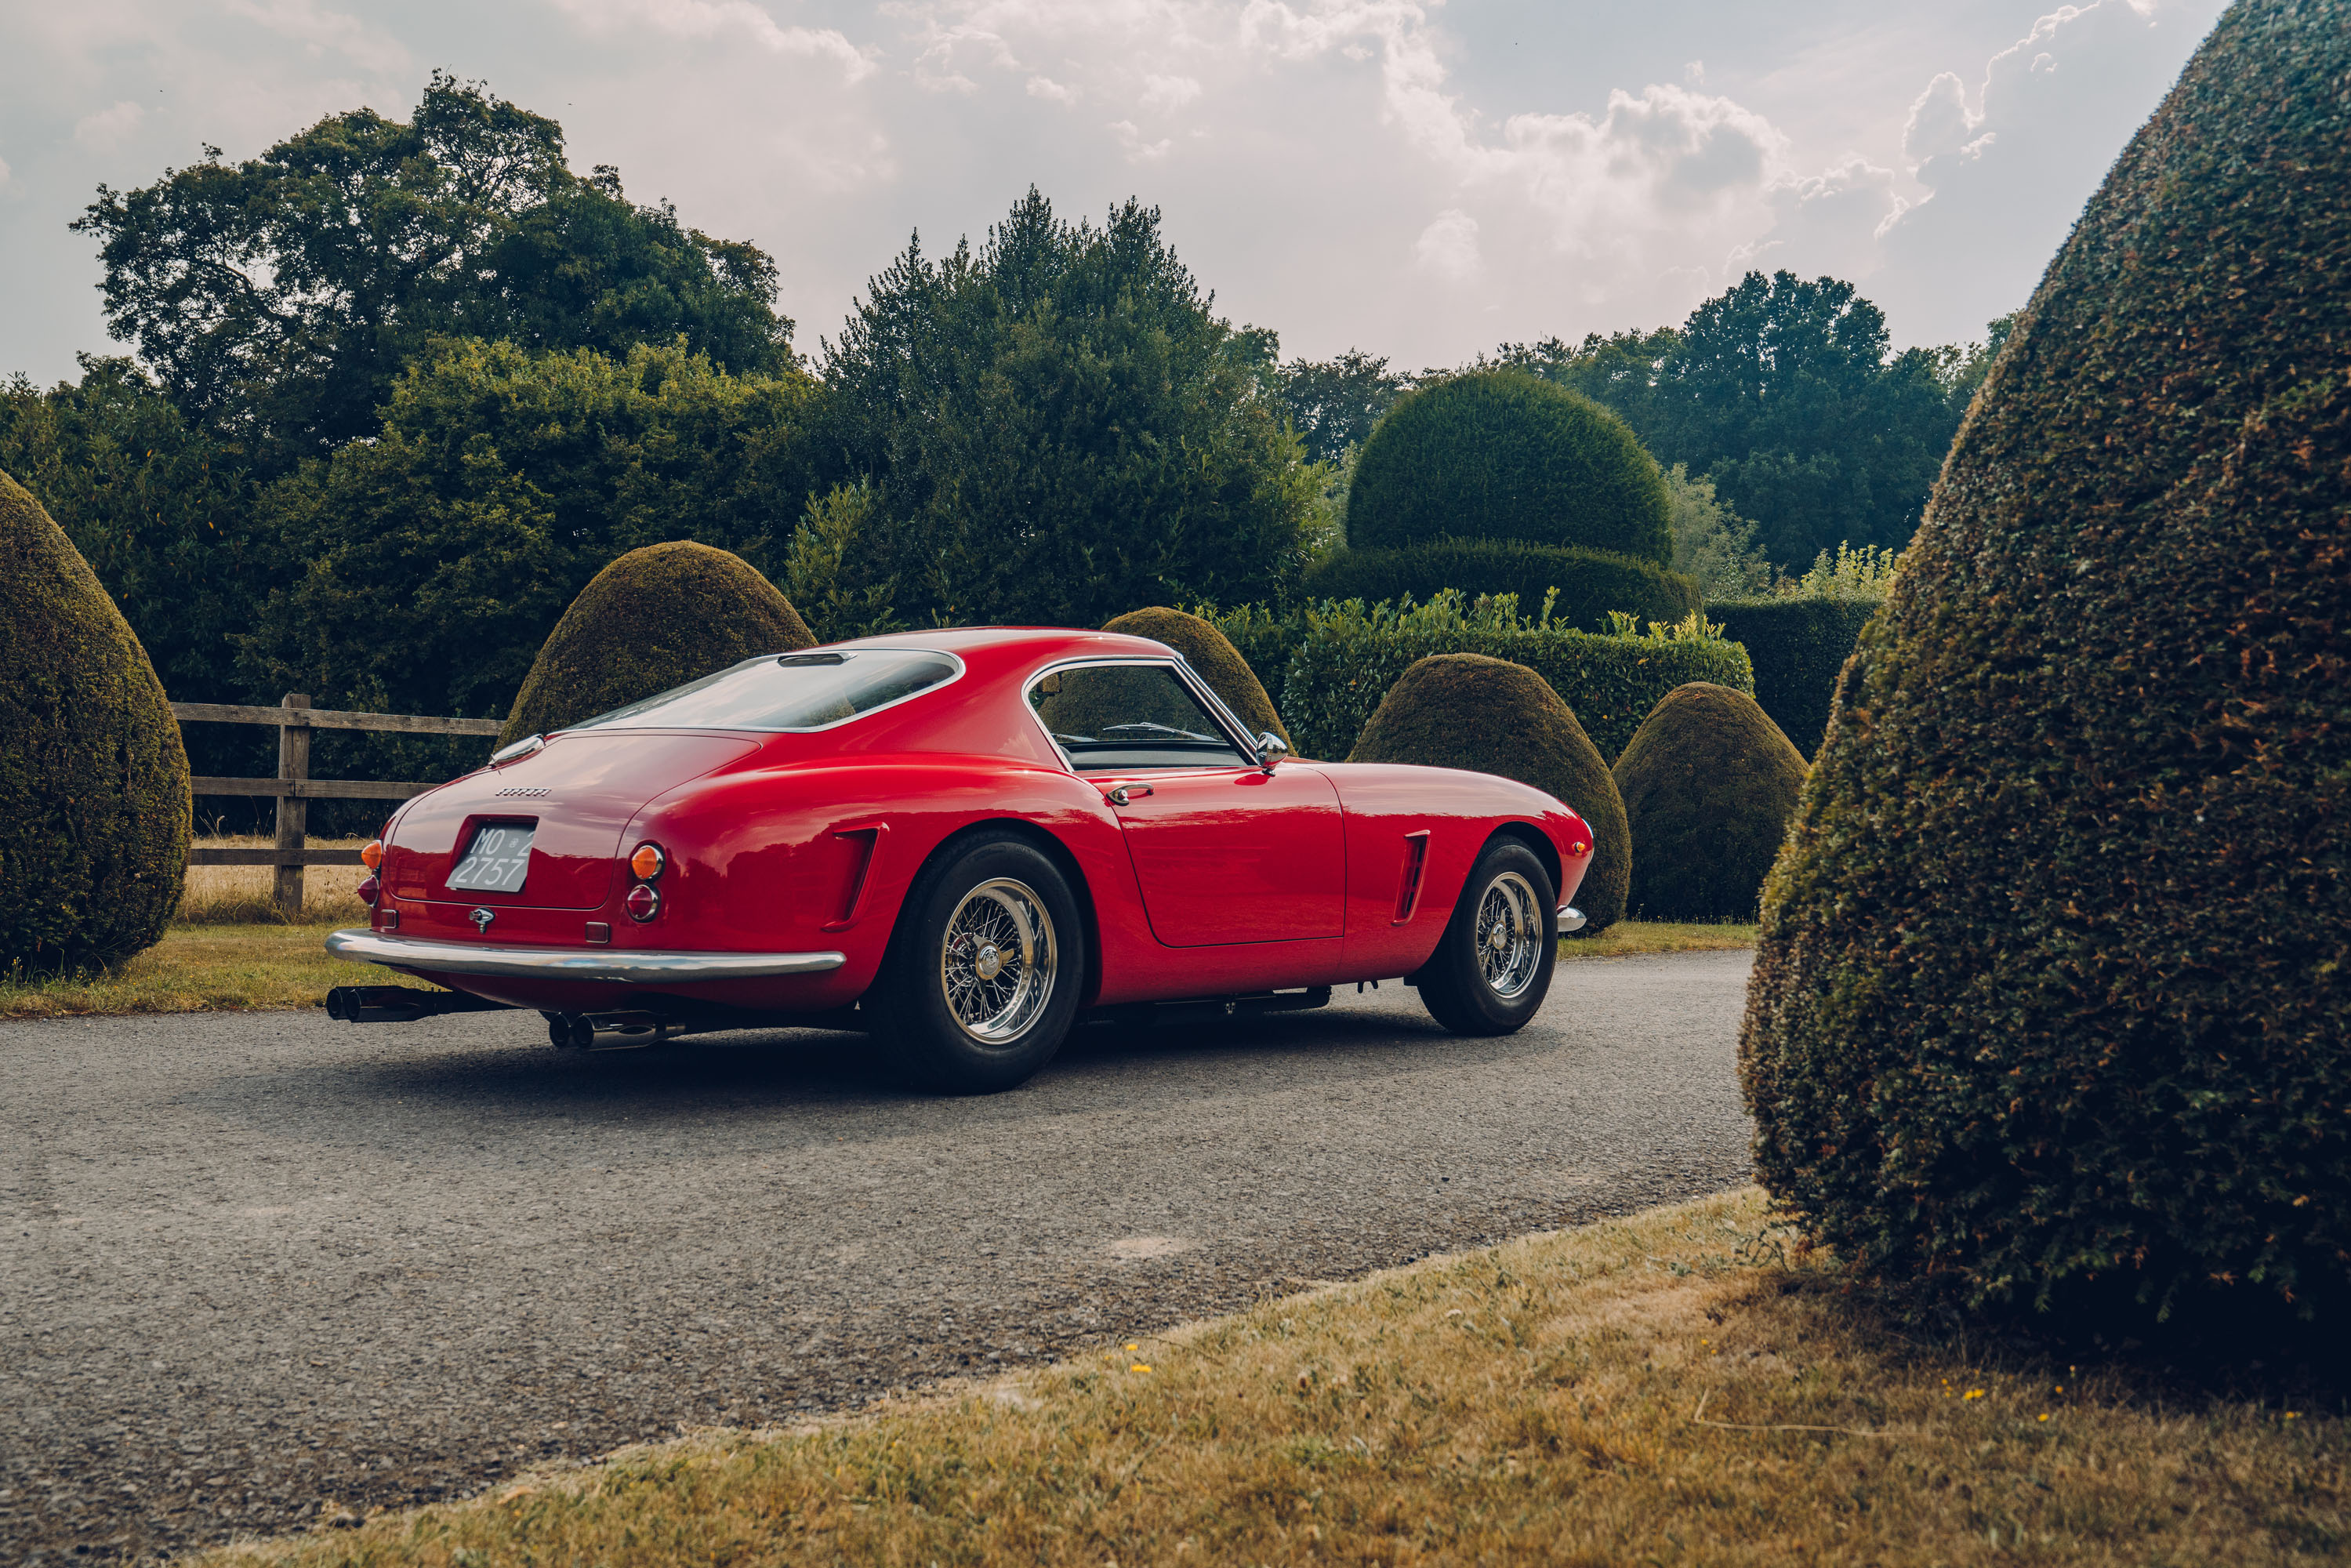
(274, 692), (311, 915)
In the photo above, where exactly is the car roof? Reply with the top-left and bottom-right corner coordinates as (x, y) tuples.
(824, 626), (1179, 664)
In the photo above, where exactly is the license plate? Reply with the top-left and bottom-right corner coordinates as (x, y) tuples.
(448, 822), (535, 895)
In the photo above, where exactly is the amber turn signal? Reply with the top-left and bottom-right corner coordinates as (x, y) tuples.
(361, 839), (385, 870)
(629, 842), (666, 880)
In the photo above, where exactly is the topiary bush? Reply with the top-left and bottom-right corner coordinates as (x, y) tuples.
(1613, 683), (1806, 921)
(1103, 607), (1289, 746)
(1346, 653), (1627, 932)
(1708, 597), (1881, 755)
(0, 468), (190, 971)
(1346, 371), (1671, 563)
(1284, 591), (1754, 765)
(1742, 0), (2351, 1320)
(500, 541), (815, 744)
(1306, 539), (1700, 634)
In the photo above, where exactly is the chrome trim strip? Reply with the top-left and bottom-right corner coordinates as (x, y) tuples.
(1019, 654), (1264, 775)
(1556, 905), (1587, 936)
(325, 929), (847, 984)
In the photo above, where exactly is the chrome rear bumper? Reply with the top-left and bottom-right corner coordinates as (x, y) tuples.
(1555, 905), (1587, 935)
(326, 929), (846, 985)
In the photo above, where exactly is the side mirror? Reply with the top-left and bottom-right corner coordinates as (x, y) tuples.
(1256, 731), (1290, 771)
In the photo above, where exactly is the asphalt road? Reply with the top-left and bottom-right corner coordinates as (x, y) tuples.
(2, 950), (1756, 1563)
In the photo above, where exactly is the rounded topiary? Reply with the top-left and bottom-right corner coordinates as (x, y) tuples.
(1305, 539), (1700, 633)
(1102, 607), (1290, 747)
(0, 468), (190, 971)
(1613, 683), (1805, 922)
(1346, 653), (1627, 932)
(1741, 0), (2351, 1319)
(500, 542), (815, 744)
(1346, 371), (1671, 564)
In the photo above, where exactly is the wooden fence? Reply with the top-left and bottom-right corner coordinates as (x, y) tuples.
(176, 692), (502, 916)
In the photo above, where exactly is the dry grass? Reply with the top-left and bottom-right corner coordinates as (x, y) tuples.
(1560, 919), (1756, 960)
(0, 923), (394, 1019)
(202, 1190), (2345, 1567)
(180, 834), (374, 926)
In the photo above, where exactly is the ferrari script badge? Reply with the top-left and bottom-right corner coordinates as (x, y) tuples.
(470, 907), (496, 935)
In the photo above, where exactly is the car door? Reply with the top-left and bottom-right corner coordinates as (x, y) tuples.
(1031, 660), (1347, 946)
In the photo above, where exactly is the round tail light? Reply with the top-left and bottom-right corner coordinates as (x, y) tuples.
(357, 875), (381, 906)
(624, 884), (660, 923)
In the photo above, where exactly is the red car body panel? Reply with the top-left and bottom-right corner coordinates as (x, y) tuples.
(352, 628), (1595, 1017)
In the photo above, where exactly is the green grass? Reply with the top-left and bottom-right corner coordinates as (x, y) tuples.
(1560, 919), (1756, 960)
(0, 922), (393, 1020)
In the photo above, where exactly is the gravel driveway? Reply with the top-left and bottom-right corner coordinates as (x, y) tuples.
(2, 949), (1754, 1563)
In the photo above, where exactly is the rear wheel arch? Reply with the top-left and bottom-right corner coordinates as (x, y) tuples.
(880, 818), (1105, 1007)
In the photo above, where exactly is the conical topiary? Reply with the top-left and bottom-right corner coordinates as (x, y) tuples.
(1345, 371), (1671, 564)
(0, 469), (190, 970)
(1741, 0), (2351, 1319)
(1347, 653), (1627, 931)
(500, 542), (816, 744)
(1103, 607), (1290, 748)
(1613, 683), (1805, 921)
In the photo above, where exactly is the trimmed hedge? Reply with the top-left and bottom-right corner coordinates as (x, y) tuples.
(1613, 683), (1806, 921)
(1306, 539), (1700, 634)
(1347, 654), (1628, 933)
(1709, 597), (1881, 756)
(1104, 607), (1289, 746)
(500, 541), (815, 744)
(1741, 0), (2351, 1319)
(1347, 371), (1672, 564)
(0, 468), (190, 970)
(1283, 597), (1754, 767)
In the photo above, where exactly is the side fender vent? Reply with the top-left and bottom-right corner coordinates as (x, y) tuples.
(1393, 831), (1431, 924)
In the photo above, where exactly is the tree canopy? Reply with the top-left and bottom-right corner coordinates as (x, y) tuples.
(74, 73), (794, 470)
(241, 337), (818, 720)
(811, 188), (1317, 628)
(1494, 276), (1997, 569)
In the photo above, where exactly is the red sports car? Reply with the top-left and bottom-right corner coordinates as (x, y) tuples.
(326, 627), (1596, 1091)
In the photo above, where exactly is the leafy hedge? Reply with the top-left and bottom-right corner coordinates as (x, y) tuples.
(1613, 682), (1806, 921)
(1306, 539), (1699, 634)
(1348, 654), (1628, 932)
(1103, 606), (1289, 746)
(1, 468), (190, 970)
(1741, 0), (2351, 1319)
(1708, 597), (1881, 756)
(1346, 371), (1671, 563)
(1279, 593), (1753, 764)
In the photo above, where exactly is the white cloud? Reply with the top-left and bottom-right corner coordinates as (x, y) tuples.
(73, 100), (147, 153)
(1025, 73), (1076, 103)
(222, 0), (410, 74)
(1413, 208), (1481, 281)
(0, 154), (13, 192)
(1141, 73), (1202, 112)
(1109, 120), (1173, 161)
(549, 0), (876, 82)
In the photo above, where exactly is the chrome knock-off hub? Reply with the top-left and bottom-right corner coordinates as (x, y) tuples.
(974, 943), (1004, 981)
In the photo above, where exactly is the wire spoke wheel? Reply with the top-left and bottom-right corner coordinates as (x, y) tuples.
(1475, 870), (1544, 1000)
(938, 877), (1058, 1045)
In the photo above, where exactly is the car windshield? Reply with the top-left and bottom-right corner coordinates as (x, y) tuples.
(1029, 662), (1253, 770)
(569, 650), (960, 733)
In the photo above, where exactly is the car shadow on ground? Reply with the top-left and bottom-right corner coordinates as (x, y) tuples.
(179, 991), (1581, 1155)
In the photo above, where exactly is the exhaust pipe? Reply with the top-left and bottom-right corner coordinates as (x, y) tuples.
(326, 985), (512, 1023)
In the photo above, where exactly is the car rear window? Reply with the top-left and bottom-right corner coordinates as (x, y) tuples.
(568, 650), (960, 733)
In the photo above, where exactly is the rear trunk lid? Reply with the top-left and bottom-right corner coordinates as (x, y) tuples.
(383, 732), (759, 911)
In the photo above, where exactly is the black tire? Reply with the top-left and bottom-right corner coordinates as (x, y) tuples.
(867, 831), (1086, 1093)
(1413, 838), (1558, 1036)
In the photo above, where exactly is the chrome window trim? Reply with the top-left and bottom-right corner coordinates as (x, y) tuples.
(1018, 655), (1262, 776)
(562, 648), (970, 737)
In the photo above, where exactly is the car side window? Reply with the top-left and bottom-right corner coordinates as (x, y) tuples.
(1030, 663), (1254, 771)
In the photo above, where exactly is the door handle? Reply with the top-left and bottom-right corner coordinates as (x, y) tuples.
(1106, 784), (1154, 807)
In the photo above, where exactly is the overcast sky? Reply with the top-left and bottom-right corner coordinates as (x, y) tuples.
(0, 0), (2228, 385)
